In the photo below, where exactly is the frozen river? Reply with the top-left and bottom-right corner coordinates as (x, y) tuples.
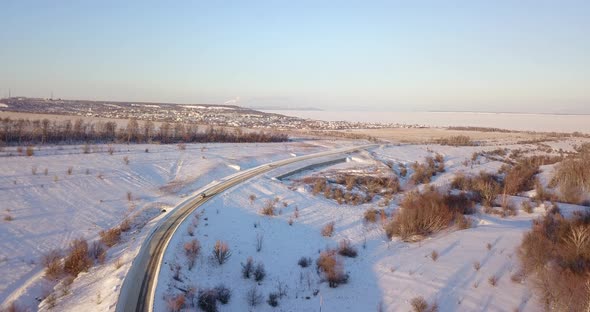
(266, 110), (590, 133)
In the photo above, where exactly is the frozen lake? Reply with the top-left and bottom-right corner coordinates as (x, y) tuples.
(266, 110), (590, 134)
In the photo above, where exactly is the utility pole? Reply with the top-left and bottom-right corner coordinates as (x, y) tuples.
(8, 88), (11, 98)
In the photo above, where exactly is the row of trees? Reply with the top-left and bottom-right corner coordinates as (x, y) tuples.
(0, 117), (288, 145)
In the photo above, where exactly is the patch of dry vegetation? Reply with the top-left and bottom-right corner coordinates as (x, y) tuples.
(518, 210), (590, 311)
(409, 155), (445, 185)
(410, 296), (438, 312)
(63, 238), (92, 277)
(433, 135), (475, 146)
(384, 187), (473, 241)
(364, 208), (379, 223)
(321, 221), (335, 237)
(316, 250), (349, 288)
(304, 173), (400, 205)
(99, 227), (121, 247)
(260, 199), (276, 216)
(452, 171), (501, 207)
(551, 145), (590, 204)
(502, 162), (539, 195)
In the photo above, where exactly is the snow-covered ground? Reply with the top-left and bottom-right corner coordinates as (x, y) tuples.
(2, 137), (589, 311)
(154, 140), (589, 312)
(0, 140), (356, 311)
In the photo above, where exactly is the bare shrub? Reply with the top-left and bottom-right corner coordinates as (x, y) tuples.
(63, 238), (92, 277)
(410, 161), (436, 185)
(517, 211), (590, 311)
(316, 250), (349, 288)
(119, 218), (131, 232)
(177, 143), (186, 150)
(171, 263), (182, 281)
(488, 275), (498, 286)
(3, 214), (13, 221)
(67, 167), (73, 175)
(123, 156), (129, 165)
(410, 296), (438, 312)
(475, 174), (501, 207)
(246, 287), (263, 307)
(197, 289), (218, 312)
(82, 144), (90, 154)
(242, 257), (254, 279)
(521, 201), (533, 214)
(503, 162), (539, 195)
(430, 250), (439, 261)
(184, 239), (201, 270)
(167, 293), (186, 312)
(384, 189), (454, 241)
(499, 195), (518, 217)
(473, 261), (481, 271)
(312, 178), (326, 195)
(215, 284), (231, 304)
(260, 199), (276, 216)
(31, 166), (37, 175)
(255, 233), (263, 252)
(443, 192), (475, 214)
(399, 163), (408, 177)
(364, 208), (378, 223)
(298, 256), (312, 268)
(552, 152), (590, 204)
(212, 240), (231, 265)
(337, 239), (358, 258)
(452, 172), (501, 207)
(126, 191), (132, 202)
(99, 227), (121, 247)
(249, 194), (256, 204)
(26, 146), (34, 156)
(321, 221), (335, 237)
(454, 214), (471, 230)
(434, 135), (474, 146)
(254, 263), (266, 282)
(267, 292), (279, 307)
(43, 249), (63, 279)
(451, 172), (469, 190)
(345, 175), (356, 191)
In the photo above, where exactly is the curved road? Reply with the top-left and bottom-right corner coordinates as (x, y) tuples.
(115, 144), (377, 312)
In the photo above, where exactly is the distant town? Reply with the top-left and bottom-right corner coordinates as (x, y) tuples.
(0, 97), (424, 131)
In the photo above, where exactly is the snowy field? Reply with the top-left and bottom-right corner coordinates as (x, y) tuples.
(2, 136), (589, 311)
(0, 140), (353, 311)
(153, 139), (589, 312)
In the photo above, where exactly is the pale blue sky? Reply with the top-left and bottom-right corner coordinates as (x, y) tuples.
(1, 1), (588, 113)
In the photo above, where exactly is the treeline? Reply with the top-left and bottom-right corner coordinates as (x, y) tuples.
(0, 117), (288, 145)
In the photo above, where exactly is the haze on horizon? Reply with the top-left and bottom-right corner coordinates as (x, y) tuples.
(1, 1), (589, 114)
